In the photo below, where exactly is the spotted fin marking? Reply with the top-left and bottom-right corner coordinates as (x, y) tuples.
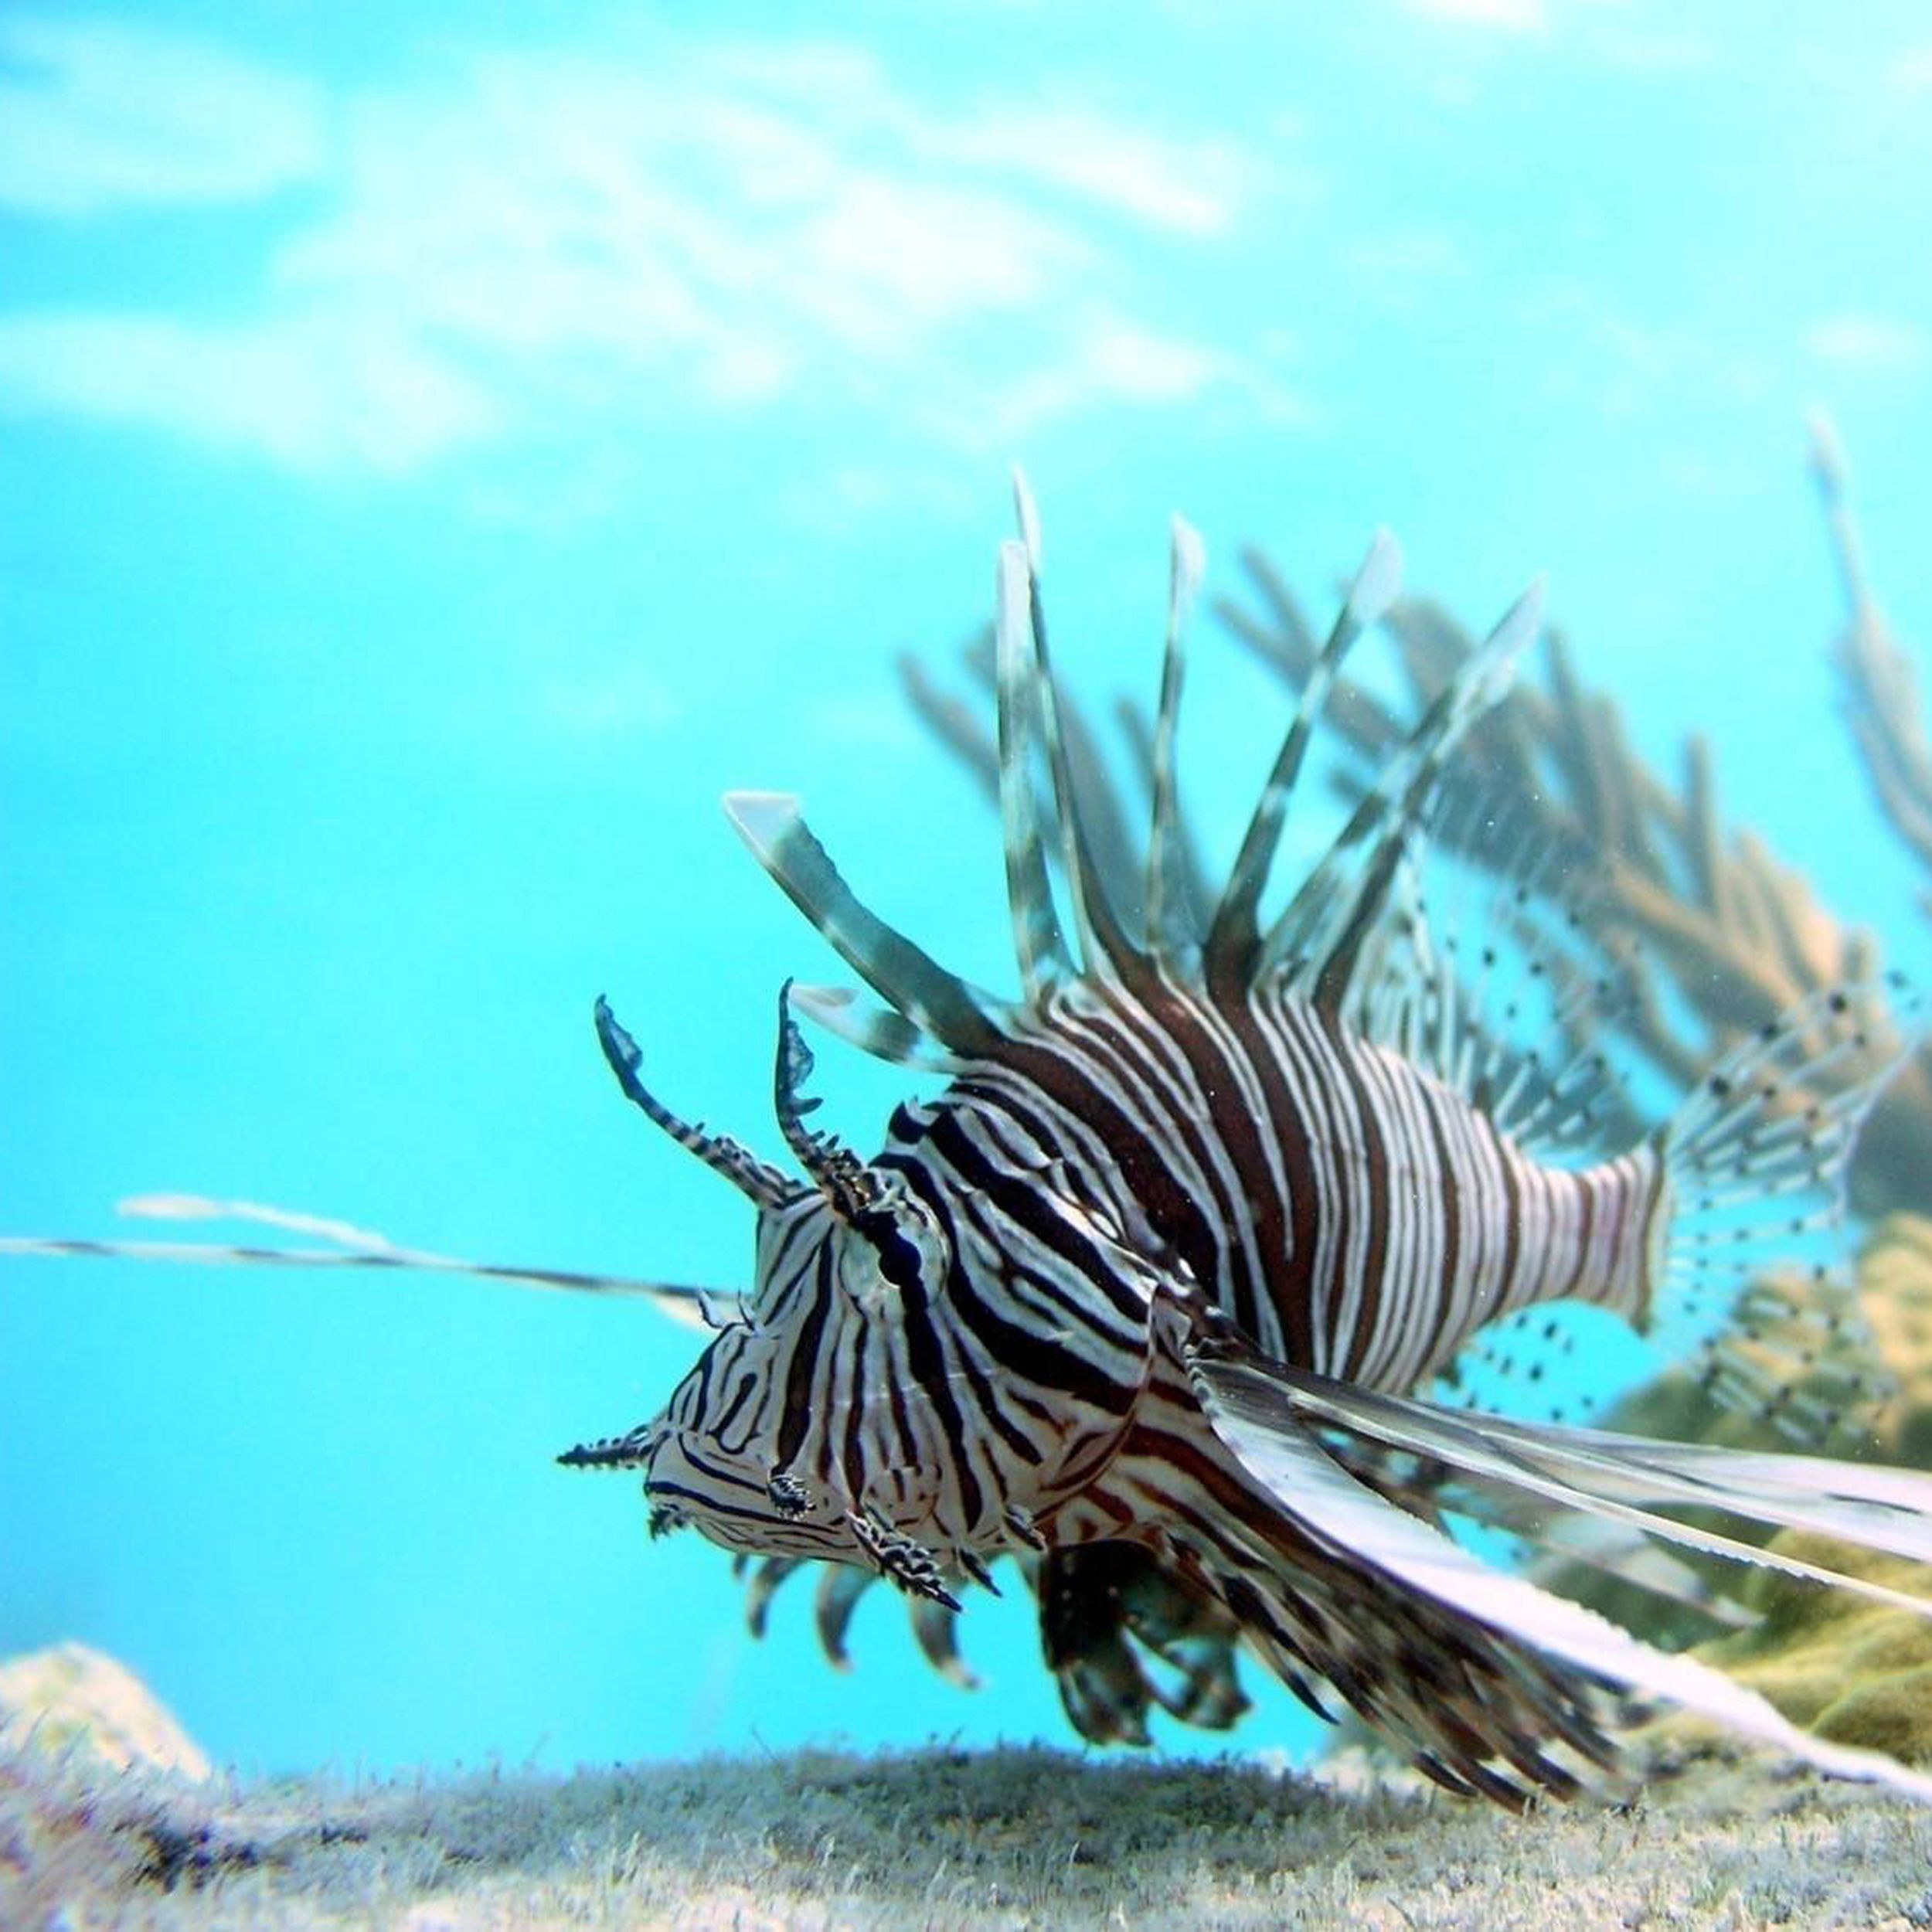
(1185, 1324), (1932, 1803)
(1359, 799), (1643, 1164)
(1270, 575), (1546, 1011)
(1647, 976), (1923, 1432)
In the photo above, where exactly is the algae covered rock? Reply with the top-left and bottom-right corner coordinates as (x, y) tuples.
(1858, 1212), (1932, 1467)
(1689, 1532), (1932, 1764)
(0, 1641), (211, 1781)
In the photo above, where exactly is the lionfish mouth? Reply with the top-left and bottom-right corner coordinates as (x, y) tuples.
(559, 1421), (693, 1539)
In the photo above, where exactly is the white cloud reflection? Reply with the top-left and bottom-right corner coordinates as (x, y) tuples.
(0, 15), (326, 213)
(0, 21), (1279, 478)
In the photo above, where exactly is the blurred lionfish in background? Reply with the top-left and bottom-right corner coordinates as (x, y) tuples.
(14, 478), (1932, 1808)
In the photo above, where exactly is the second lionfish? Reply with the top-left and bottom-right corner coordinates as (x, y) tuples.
(15, 483), (1932, 1804)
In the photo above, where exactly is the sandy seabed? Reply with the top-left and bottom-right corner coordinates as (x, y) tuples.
(7, 1735), (1932, 1930)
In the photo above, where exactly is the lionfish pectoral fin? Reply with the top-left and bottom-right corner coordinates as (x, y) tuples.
(0, 1196), (733, 1330)
(1265, 1366), (1932, 1616)
(1185, 1332), (1932, 1801)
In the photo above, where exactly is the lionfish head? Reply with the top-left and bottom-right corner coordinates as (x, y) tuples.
(560, 983), (958, 1563)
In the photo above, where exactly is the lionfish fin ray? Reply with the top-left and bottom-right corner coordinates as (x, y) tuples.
(1207, 527), (1402, 988)
(813, 1562), (874, 1669)
(995, 539), (1074, 1001)
(1269, 1364), (1932, 1615)
(0, 1206), (730, 1331)
(911, 1597), (978, 1689)
(1145, 514), (1207, 965)
(787, 982), (963, 1072)
(723, 791), (1011, 1052)
(1188, 1340), (1932, 1801)
(1004, 476), (1143, 982)
(1642, 976), (1923, 1433)
(773, 981), (894, 1219)
(1271, 575), (1544, 1012)
(1353, 796), (1642, 1163)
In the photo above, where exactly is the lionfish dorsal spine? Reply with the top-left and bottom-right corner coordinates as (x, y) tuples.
(995, 537), (1074, 1003)
(1204, 526), (1403, 995)
(784, 982), (964, 1073)
(722, 790), (1010, 1054)
(1270, 573), (1546, 1010)
(1006, 468), (1141, 985)
(1145, 514), (1208, 966)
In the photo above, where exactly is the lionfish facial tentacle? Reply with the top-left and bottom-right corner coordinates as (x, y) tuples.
(772, 979), (890, 1219)
(594, 995), (802, 1210)
(846, 1506), (964, 1611)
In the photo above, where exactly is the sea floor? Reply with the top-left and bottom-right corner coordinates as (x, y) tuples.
(7, 1735), (1932, 1930)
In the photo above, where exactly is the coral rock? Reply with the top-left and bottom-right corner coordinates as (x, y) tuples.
(0, 1641), (211, 1781)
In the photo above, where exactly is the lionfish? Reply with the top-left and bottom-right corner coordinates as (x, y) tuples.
(13, 482), (1932, 1809)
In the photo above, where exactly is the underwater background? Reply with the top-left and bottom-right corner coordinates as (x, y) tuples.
(3, 0), (1931, 1783)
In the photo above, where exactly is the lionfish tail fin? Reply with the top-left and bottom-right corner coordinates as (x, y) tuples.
(1645, 974), (1924, 1436)
(1185, 1325), (1932, 1804)
(0, 1195), (731, 1330)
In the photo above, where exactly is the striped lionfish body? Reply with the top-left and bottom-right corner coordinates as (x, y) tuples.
(12, 483), (1932, 1806)
(555, 488), (1932, 1804)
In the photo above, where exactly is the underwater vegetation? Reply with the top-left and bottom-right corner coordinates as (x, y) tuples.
(9, 437), (1932, 1811)
(9, 1725), (1932, 1926)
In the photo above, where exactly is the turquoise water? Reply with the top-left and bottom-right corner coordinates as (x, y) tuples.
(3, 4), (1931, 1780)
